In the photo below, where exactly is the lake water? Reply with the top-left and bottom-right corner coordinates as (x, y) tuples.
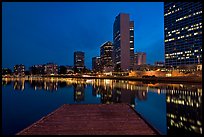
(2, 78), (202, 135)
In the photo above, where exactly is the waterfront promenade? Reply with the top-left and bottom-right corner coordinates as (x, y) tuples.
(17, 104), (159, 135)
(3, 75), (202, 84)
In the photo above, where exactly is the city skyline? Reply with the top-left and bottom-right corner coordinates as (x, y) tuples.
(2, 2), (164, 70)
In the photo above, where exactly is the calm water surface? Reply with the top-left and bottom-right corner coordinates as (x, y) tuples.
(2, 78), (202, 135)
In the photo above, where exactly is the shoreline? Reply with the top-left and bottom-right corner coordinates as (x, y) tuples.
(2, 75), (202, 84)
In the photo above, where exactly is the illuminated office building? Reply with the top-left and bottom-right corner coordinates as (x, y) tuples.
(129, 21), (134, 70)
(113, 13), (134, 71)
(164, 2), (202, 66)
(100, 41), (114, 72)
(74, 51), (85, 69)
(92, 56), (101, 72)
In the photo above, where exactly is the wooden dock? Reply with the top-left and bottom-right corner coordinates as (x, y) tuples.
(17, 104), (159, 135)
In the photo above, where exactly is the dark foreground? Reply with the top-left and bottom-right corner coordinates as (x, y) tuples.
(17, 104), (159, 135)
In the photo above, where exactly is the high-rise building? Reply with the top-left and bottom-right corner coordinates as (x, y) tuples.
(74, 51), (85, 69)
(164, 2), (202, 67)
(134, 52), (146, 66)
(129, 21), (134, 70)
(92, 56), (101, 72)
(14, 64), (25, 76)
(113, 13), (134, 71)
(100, 41), (113, 72)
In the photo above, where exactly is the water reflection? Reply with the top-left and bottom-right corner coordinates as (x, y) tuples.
(166, 87), (202, 135)
(13, 80), (25, 90)
(2, 78), (202, 135)
(73, 83), (85, 102)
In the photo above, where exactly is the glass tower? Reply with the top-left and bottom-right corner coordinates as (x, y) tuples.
(164, 2), (202, 67)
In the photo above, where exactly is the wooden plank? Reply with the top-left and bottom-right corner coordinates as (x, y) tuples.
(17, 104), (159, 135)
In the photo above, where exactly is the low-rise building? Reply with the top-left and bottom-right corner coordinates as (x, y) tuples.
(14, 64), (25, 76)
(44, 63), (58, 75)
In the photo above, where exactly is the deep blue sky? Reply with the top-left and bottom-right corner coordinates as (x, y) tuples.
(2, 2), (164, 70)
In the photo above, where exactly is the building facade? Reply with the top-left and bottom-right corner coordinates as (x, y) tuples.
(30, 65), (44, 75)
(164, 2), (202, 67)
(74, 51), (85, 69)
(134, 52), (146, 66)
(44, 63), (58, 75)
(92, 56), (101, 72)
(154, 61), (165, 67)
(14, 64), (25, 76)
(100, 41), (113, 72)
(113, 13), (134, 71)
(129, 21), (134, 70)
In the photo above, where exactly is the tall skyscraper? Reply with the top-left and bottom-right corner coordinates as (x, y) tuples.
(74, 51), (85, 69)
(134, 52), (146, 65)
(164, 2), (202, 67)
(100, 41), (113, 72)
(129, 21), (134, 70)
(92, 56), (101, 72)
(113, 13), (134, 71)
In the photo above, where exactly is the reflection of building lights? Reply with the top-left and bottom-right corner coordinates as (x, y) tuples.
(157, 89), (161, 94)
(14, 82), (17, 89)
(96, 94), (101, 98)
(86, 79), (93, 83)
(76, 92), (82, 95)
(104, 79), (111, 84)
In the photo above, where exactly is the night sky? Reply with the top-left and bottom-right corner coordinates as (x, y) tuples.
(2, 2), (164, 70)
